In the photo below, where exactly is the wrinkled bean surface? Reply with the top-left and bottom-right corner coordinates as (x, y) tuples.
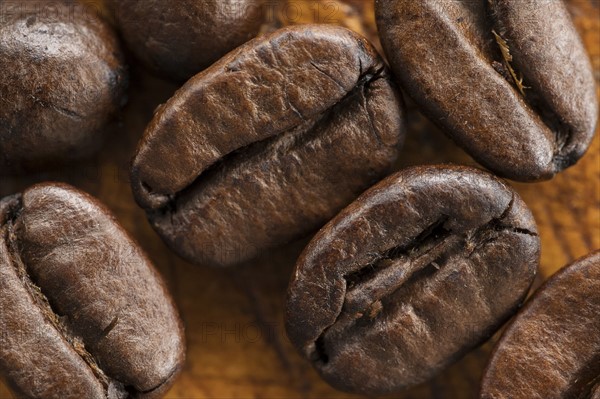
(0, 184), (184, 399)
(131, 25), (405, 267)
(0, 0), (127, 174)
(286, 165), (540, 394)
(481, 250), (600, 399)
(108, 0), (264, 81)
(376, 0), (598, 181)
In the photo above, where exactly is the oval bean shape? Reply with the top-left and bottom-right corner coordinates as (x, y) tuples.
(0, 184), (184, 399)
(481, 250), (600, 399)
(108, 0), (264, 81)
(131, 25), (405, 267)
(0, 0), (127, 174)
(285, 165), (540, 395)
(376, 0), (598, 181)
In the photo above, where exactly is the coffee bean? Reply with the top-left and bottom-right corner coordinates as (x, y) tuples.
(108, 0), (264, 81)
(0, 183), (184, 399)
(130, 25), (406, 267)
(481, 250), (600, 399)
(376, 0), (598, 182)
(0, 0), (128, 174)
(285, 165), (539, 395)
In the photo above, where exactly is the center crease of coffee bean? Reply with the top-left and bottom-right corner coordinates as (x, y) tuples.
(149, 64), (388, 218)
(310, 194), (538, 365)
(1, 199), (131, 398)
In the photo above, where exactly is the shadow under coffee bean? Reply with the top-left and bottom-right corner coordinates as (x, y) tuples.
(0, 184), (184, 399)
(285, 165), (540, 395)
(376, 0), (598, 182)
(481, 250), (600, 399)
(130, 24), (406, 268)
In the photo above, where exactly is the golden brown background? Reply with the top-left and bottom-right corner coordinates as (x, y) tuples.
(1, 0), (599, 398)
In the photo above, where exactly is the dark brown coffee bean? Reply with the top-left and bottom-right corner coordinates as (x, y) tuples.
(285, 165), (539, 395)
(108, 0), (264, 81)
(130, 25), (406, 267)
(480, 250), (600, 399)
(0, 183), (184, 399)
(376, 0), (598, 182)
(0, 0), (128, 174)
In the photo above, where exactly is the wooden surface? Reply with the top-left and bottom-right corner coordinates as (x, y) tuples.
(1, 1), (599, 398)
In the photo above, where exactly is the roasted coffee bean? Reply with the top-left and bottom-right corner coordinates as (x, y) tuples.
(481, 250), (600, 399)
(285, 165), (539, 395)
(130, 25), (406, 267)
(108, 0), (264, 81)
(0, 183), (184, 399)
(0, 0), (128, 174)
(376, 0), (598, 182)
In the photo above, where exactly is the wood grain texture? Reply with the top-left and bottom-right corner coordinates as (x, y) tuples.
(1, 0), (598, 398)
